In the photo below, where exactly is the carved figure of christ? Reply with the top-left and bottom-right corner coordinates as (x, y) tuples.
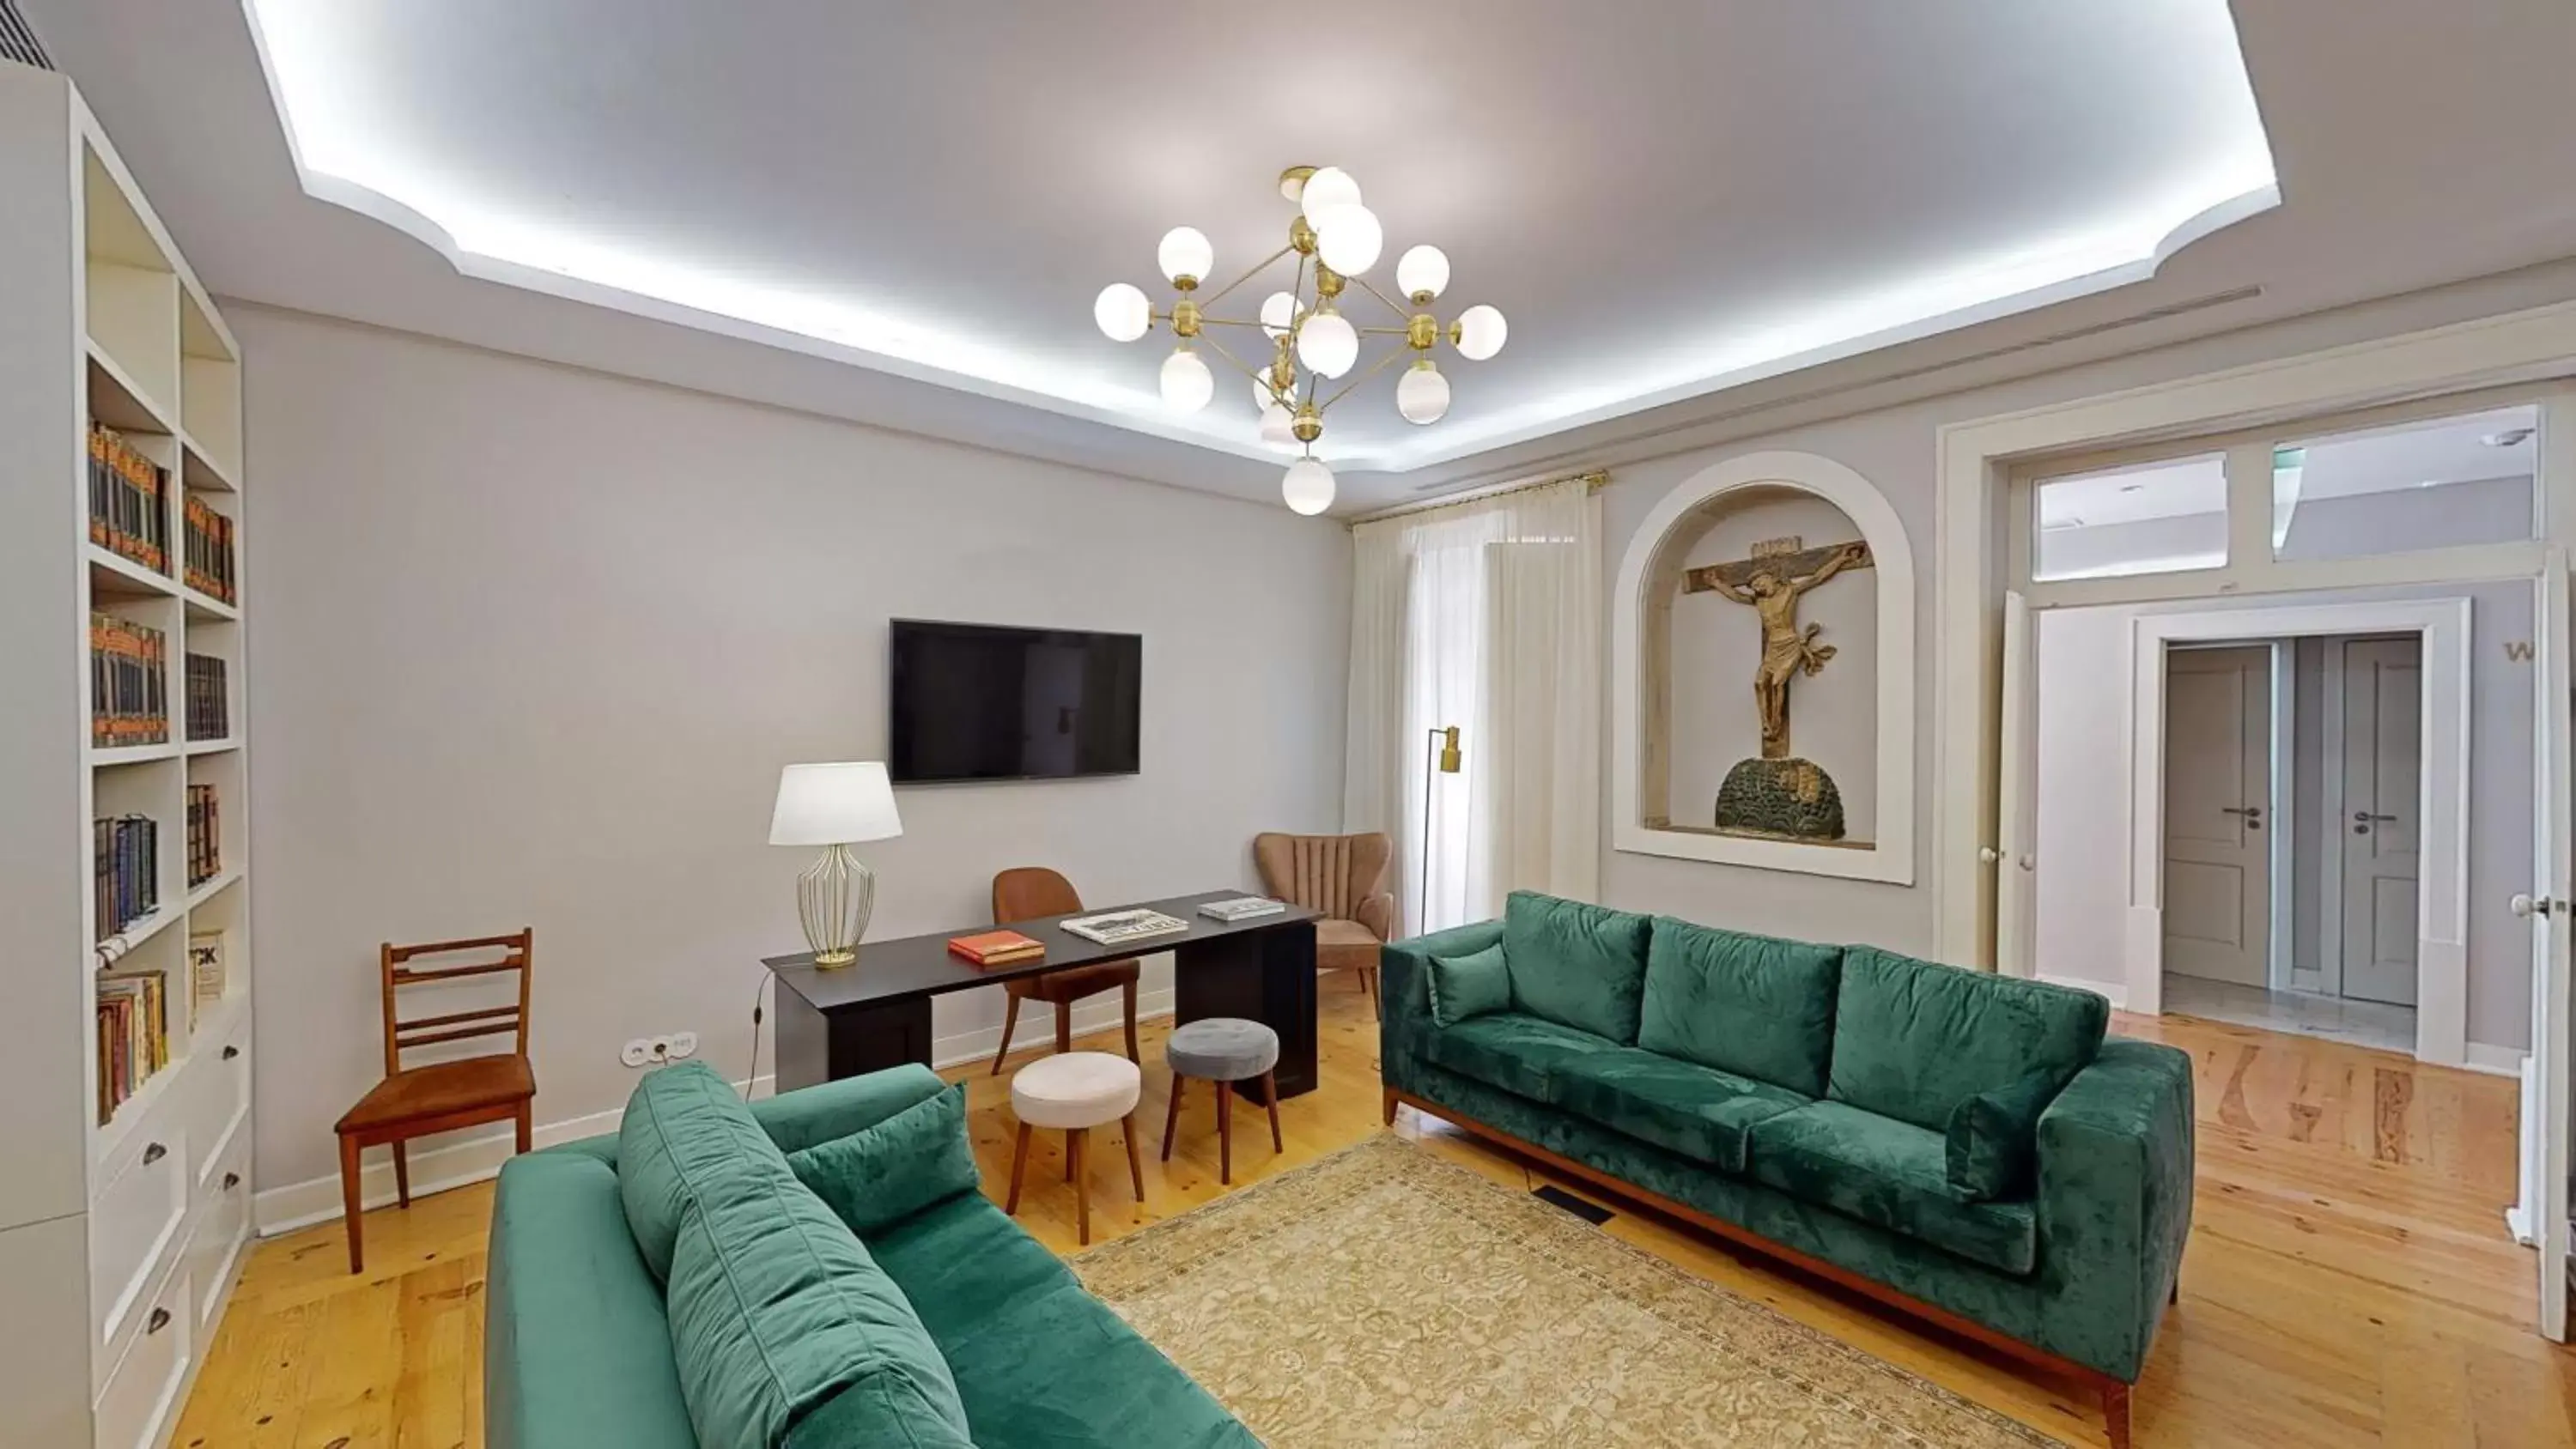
(1682, 537), (1874, 761)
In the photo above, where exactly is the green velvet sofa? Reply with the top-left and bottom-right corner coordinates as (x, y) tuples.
(1380, 892), (2191, 1448)
(485, 1060), (1256, 1449)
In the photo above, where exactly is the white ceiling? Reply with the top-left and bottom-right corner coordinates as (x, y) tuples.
(21, 2), (2576, 512)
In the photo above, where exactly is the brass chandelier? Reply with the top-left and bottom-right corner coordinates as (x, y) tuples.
(1093, 165), (1508, 515)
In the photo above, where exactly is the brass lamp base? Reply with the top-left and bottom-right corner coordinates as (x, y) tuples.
(796, 843), (877, 969)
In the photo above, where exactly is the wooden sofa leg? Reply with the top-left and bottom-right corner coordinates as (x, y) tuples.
(1382, 1086), (1399, 1126)
(2103, 1380), (2131, 1449)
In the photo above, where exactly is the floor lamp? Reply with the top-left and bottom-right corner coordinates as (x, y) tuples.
(1419, 725), (1462, 934)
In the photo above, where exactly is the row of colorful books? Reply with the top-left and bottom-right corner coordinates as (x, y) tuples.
(88, 422), (168, 573)
(182, 496), (238, 604)
(94, 814), (160, 937)
(185, 652), (229, 741)
(186, 784), (222, 888)
(96, 968), (169, 1125)
(91, 613), (168, 747)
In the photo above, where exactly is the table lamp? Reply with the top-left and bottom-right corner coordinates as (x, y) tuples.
(769, 761), (903, 967)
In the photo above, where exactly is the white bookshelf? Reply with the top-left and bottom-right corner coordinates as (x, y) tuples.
(0, 62), (254, 1449)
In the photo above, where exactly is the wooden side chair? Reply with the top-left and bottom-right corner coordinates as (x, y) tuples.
(333, 929), (536, 1273)
(1254, 831), (1394, 1014)
(989, 867), (1140, 1074)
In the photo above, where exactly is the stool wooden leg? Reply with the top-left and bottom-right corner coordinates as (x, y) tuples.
(1217, 1080), (1234, 1185)
(1122, 979), (1140, 1064)
(1261, 1069), (1283, 1153)
(1161, 1076), (1185, 1161)
(1005, 1122), (1032, 1215)
(1070, 1127), (1091, 1246)
(338, 1133), (365, 1275)
(1121, 1112), (1145, 1201)
(392, 1141), (411, 1209)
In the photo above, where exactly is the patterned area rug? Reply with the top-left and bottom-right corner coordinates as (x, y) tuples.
(1074, 1134), (2060, 1447)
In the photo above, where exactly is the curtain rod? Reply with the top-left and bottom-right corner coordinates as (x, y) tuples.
(1346, 468), (1610, 526)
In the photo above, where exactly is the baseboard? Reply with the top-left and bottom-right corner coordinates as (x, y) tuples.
(252, 988), (1181, 1238)
(2038, 972), (2128, 1010)
(2462, 1042), (2524, 1078)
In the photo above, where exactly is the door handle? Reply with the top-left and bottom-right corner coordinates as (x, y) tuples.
(2221, 805), (2262, 830)
(2354, 811), (2397, 822)
(2512, 894), (2568, 919)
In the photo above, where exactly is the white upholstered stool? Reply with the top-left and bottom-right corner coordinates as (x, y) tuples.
(1006, 1050), (1145, 1245)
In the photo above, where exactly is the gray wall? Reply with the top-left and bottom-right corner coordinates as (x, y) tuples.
(238, 308), (1352, 1192)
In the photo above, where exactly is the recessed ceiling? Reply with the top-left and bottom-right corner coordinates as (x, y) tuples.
(240, 0), (2277, 476)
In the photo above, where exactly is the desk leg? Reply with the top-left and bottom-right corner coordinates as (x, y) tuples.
(1176, 921), (1316, 1101)
(775, 986), (933, 1090)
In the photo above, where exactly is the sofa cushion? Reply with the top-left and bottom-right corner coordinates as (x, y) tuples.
(1946, 1069), (2063, 1201)
(1427, 942), (1512, 1028)
(872, 1193), (1260, 1448)
(1501, 891), (1655, 1044)
(1637, 919), (1842, 1097)
(1551, 1048), (1807, 1173)
(1423, 1012), (1613, 1100)
(787, 1082), (981, 1237)
(623, 1062), (973, 1449)
(1826, 946), (2109, 1132)
(1747, 1101), (2038, 1276)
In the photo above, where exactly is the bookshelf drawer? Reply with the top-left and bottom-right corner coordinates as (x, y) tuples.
(92, 1119), (187, 1355)
(94, 1257), (191, 1449)
(189, 1131), (251, 1331)
(183, 1017), (249, 1188)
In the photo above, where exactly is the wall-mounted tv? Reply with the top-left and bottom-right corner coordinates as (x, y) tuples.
(888, 620), (1142, 783)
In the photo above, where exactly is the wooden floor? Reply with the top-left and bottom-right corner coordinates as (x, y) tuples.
(174, 983), (2573, 1448)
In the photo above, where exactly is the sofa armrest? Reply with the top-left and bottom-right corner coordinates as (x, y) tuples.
(751, 1063), (950, 1158)
(1355, 891), (1396, 943)
(2033, 1038), (2195, 1381)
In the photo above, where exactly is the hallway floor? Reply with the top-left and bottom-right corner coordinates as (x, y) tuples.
(2163, 972), (2418, 1053)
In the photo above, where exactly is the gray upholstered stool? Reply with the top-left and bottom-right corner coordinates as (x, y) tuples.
(1162, 1016), (1282, 1184)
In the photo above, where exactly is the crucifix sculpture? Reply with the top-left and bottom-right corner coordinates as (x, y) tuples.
(1682, 534), (1874, 839)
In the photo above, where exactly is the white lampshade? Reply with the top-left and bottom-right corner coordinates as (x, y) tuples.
(1396, 360), (1452, 425)
(1297, 307), (1358, 379)
(1298, 167), (1361, 216)
(1282, 457), (1335, 515)
(1314, 203), (1383, 275)
(1454, 303), (1508, 361)
(1157, 226), (1213, 285)
(1260, 401), (1296, 446)
(1259, 290), (1301, 338)
(769, 762), (902, 846)
(1159, 346), (1214, 412)
(1395, 245), (1450, 301)
(1093, 282), (1151, 342)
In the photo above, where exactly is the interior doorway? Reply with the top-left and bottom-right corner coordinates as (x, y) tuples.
(2154, 634), (2425, 1052)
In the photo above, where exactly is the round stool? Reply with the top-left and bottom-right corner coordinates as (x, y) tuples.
(1007, 1051), (1144, 1245)
(1163, 1017), (1282, 1185)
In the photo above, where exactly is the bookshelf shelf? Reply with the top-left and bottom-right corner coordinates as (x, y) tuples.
(183, 737), (239, 757)
(178, 430), (235, 494)
(85, 340), (176, 438)
(182, 868), (240, 912)
(180, 586), (238, 622)
(98, 903), (181, 957)
(88, 741), (181, 768)
(85, 543), (177, 601)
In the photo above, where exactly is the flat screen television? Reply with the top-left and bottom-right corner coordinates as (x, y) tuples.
(888, 620), (1143, 783)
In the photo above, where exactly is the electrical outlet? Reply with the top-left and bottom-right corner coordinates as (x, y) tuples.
(669, 1031), (699, 1060)
(620, 1039), (653, 1068)
(648, 1034), (675, 1063)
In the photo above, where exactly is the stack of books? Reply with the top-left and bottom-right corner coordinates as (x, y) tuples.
(94, 815), (159, 936)
(91, 613), (167, 747)
(947, 930), (1044, 967)
(95, 968), (169, 1124)
(1199, 896), (1286, 922)
(182, 496), (236, 603)
(185, 653), (228, 741)
(88, 423), (168, 573)
(185, 783), (221, 888)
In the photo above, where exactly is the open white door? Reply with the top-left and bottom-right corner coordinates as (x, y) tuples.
(1996, 591), (2038, 976)
(2518, 551), (2573, 1339)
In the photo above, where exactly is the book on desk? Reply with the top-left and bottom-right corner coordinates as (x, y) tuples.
(947, 930), (1044, 967)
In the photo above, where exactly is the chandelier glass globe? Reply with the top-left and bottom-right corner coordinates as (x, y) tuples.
(1093, 282), (1151, 342)
(1282, 456), (1336, 515)
(1297, 167), (1361, 216)
(1314, 203), (1383, 275)
(1454, 303), (1509, 361)
(1156, 227), (1213, 286)
(1159, 345), (1213, 412)
(1396, 360), (1452, 425)
(1395, 246), (1450, 301)
(1259, 401), (1296, 446)
(1259, 290), (1301, 337)
(1296, 306), (1358, 378)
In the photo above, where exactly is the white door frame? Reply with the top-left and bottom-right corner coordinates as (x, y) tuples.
(2127, 598), (2472, 1065)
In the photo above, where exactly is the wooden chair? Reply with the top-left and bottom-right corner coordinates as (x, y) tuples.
(332, 929), (536, 1274)
(989, 868), (1140, 1075)
(1254, 832), (1394, 1014)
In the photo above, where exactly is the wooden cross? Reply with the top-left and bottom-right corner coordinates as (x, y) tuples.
(1682, 535), (1874, 760)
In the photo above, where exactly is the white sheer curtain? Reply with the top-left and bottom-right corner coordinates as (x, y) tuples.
(1344, 477), (1602, 935)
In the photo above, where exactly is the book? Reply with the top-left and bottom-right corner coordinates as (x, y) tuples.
(90, 611), (168, 747)
(1198, 896), (1285, 922)
(1060, 909), (1189, 946)
(88, 423), (169, 573)
(948, 930), (1044, 967)
(185, 652), (228, 741)
(186, 782), (220, 888)
(181, 495), (237, 603)
(189, 931), (228, 1017)
(94, 813), (159, 937)
(95, 967), (169, 1123)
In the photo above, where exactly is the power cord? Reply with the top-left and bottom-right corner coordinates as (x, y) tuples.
(744, 973), (769, 1102)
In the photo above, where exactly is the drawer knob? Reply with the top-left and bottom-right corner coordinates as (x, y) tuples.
(222, 1172), (240, 1191)
(142, 1142), (167, 1166)
(222, 1045), (240, 1061)
(147, 1307), (170, 1335)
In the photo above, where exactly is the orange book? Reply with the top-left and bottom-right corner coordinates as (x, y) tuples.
(948, 930), (1044, 966)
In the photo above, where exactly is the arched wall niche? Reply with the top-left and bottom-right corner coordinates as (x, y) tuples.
(1611, 451), (1917, 884)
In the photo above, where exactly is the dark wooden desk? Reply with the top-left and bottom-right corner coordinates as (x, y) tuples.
(763, 890), (1321, 1102)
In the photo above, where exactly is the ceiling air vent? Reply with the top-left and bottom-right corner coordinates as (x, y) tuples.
(0, 0), (52, 69)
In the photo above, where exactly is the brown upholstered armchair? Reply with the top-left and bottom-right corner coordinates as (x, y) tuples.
(1254, 832), (1394, 1014)
(988, 867), (1142, 1074)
